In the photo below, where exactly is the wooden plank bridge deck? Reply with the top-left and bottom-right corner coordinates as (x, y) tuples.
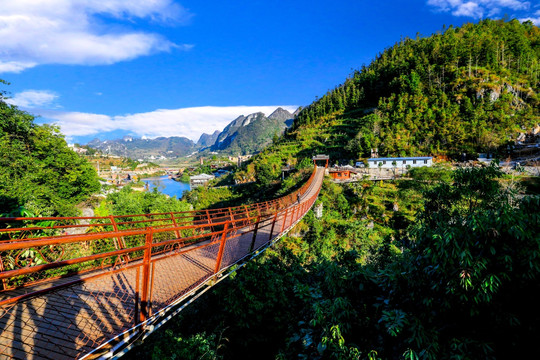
(0, 167), (325, 359)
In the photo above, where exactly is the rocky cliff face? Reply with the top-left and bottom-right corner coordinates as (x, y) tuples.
(214, 113), (265, 149)
(207, 108), (298, 154)
(197, 130), (221, 149)
(268, 107), (294, 122)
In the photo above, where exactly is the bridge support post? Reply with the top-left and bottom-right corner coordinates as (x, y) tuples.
(268, 212), (278, 242)
(228, 208), (234, 226)
(280, 208), (289, 233)
(140, 227), (153, 323)
(244, 205), (250, 226)
(148, 262), (156, 318)
(135, 267), (140, 325)
(249, 216), (261, 252)
(256, 203), (261, 216)
(291, 205), (298, 225)
(214, 222), (230, 274)
(169, 212), (181, 238)
(110, 215), (130, 263)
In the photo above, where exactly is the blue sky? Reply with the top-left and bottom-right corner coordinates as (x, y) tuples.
(1, 0), (538, 144)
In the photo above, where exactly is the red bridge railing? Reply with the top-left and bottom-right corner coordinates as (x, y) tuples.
(0, 166), (324, 359)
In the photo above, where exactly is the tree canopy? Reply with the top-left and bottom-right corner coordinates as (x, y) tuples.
(0, 82), (100, 216)
(292, 19), (539, 157)
(235, 20), (539, 186)
(129, 164), (539, 360)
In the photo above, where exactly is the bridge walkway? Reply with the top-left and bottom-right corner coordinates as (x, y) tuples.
(0, 167), (325, 359)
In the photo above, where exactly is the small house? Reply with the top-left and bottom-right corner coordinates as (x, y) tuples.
(367, 157), (433, 169)
(190, 173), (215, 187)
(329, 169), (351, 180)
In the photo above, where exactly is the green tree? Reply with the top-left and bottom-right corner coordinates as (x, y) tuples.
(290, 20), (539, 158)
(1, 84), (100, 216)
(382, 164), (540, 359)
(255, 154), (282, 186)
(104, 186), (192, 216)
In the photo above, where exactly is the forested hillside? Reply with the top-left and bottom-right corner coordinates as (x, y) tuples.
(130, 163), (539, 360)
(0, 81), (100, 216)
(125, 20), (540, 360)
(239, 20), (539, 186)
(290, 19), (539, 158)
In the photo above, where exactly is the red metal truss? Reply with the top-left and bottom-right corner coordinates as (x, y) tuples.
(0, 167), (324, 359)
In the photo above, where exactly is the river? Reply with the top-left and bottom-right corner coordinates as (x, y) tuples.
(141, 175), (191, 199)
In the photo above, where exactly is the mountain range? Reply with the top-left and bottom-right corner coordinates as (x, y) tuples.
(87, 136), (195, 160)
(210, 107), (295, 154)
(86, 107), (296, 159)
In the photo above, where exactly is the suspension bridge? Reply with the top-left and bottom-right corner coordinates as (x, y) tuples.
(0, 165), (325, 359)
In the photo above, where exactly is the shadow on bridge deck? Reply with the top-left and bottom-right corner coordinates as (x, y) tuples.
(0, 167), (325, 359)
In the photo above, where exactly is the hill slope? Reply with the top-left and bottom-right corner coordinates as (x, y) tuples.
(289, 19), (539, 158)
(241, 19), (539, 182)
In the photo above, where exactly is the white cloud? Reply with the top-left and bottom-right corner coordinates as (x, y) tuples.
(427, 0), (532, 19)
(0, 0), (191, 73)
(35, 105), (300, 142)
(6, 90), (59, 108)
(453, 2), (484, 17)
(520, 9), (540, 25)
(0, 61), (38, 74)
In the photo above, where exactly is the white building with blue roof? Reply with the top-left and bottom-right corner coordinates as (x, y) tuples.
(360, 156), (433, 169)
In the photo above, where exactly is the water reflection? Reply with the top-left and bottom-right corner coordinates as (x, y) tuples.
(142, 176), (190, 198)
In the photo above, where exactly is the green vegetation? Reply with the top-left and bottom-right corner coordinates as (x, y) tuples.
(128, 164), (539, 360)
(407, 164), (453, 182)
(182, 185), (241, 210)
(212, 112), (291, 155)
(236, 141), (316, 188)
(182, 166), (312, 210)
(126, 20), (540, 359)
(95, 185), (192, 217)
(178, 172), (191, 183)
(177, 160), (235, 184)
(149, 330), (223, 360)
(0, 81), (100, 216)
(289, 19), (539, 158)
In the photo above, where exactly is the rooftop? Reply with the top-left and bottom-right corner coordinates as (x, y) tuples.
(368, 156), (432, 161)
(190, 173), (215, 180)
(312, 154), (329, 160)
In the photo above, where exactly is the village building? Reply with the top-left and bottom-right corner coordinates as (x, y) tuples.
(190, 173), (215, 187)
(364, 156), (433, 169)
(329, 169), (351, 180)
